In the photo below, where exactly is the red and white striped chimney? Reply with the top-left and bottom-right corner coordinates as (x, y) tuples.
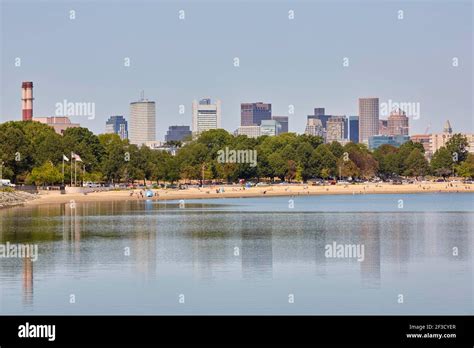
(21, 81), (34, 121)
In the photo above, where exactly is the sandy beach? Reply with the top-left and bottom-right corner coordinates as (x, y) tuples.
(22, 182), (474, 206)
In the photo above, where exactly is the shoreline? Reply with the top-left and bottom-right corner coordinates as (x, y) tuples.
(0, 190), (39, 209)
(21, 182), (474, 207)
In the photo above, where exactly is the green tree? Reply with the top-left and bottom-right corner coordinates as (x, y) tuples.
(295, 142), (314, 182)
(328, 141), (344, 159)
(337, 158), (360, 178)
(403, 148), (429, 177)
(445, 134), (469, 163)
(268, 151), (287, 181)
(310, 145), (337, 178)
(27, 161), (62, 186)
(63, 127), (104, 172)
(373, 144), (399, 177)
(456, 153), (474, 178)
(343, 142), (378, 178)
(431, 147), (453, 177)
(98, 133), (126, 183)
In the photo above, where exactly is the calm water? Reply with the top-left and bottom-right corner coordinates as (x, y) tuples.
(0, 193), (472, 315)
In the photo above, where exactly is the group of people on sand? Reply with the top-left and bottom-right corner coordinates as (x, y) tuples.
(129, 190), (160, 199)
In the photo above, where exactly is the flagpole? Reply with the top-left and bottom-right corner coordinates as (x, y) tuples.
(71, 152), (73, 187)
(62, 157), (64, 184)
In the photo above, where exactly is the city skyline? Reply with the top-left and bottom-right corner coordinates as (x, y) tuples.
(7, 79), (474, 152)
(1, 1), (472, 139)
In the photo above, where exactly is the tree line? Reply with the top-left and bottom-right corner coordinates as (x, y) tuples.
(0, 121), (472, 186)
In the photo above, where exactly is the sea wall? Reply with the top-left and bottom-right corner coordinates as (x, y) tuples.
(0, 190), (38, 208)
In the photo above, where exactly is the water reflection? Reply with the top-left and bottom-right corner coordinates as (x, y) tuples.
(241, 227), (273, 279)
(359, 216), (381, 288)
(22, 257), (33, 306)
(0, 194), (472, 314)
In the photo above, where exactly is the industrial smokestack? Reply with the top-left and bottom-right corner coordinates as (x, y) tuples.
(21, 81), (34, 121)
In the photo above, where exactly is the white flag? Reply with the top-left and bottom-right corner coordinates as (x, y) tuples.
(63, 154), (69, 162)
(71, 152), (83, 162)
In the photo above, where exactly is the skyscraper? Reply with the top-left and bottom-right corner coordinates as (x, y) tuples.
(129, 97), (156, 146)
(165, 125), (192, 142)
(240, 102), (272, 126)
(260, 119), (281, 136)
(388, 109), (409, 136)
(307, 108), (331, 129)
(359, 98), (379, 144)
(272, 116), (288, 133)
(305, 117), (325, 138)
(378, 119), (389, 135)
(313, 108), (325, 116)
(349, 116), (359, 143)
(192, 98), (221, 134)
(105, 115), (128, 140)
(326, 116), (346, 143)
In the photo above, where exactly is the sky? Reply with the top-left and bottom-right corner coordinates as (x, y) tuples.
(1, 0), (473, 140)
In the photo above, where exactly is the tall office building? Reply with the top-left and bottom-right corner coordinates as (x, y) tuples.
(240, 102), (272, 126)
(349, 116), (359, 143)
(305, 117), (325, 138)
(388, 109), (409, 136)
(326, 116), (346, 143)
(235, 126), (261, 138)
(105, 115), (128, 140)
(165, 125), (192, 142)
(307, 108), (331, 129)
(379, 120), (389, 135)
(359, 98), (379, 144)
(314, 108), (325, 116)
(192, 98), (221, 134)
(129, 98), (156, 146)
(272, 116), (288, 133)
(260, 119), (281, 136)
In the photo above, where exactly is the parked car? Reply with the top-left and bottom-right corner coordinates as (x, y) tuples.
(83, 182), (101, 188)
(0, 179), (15, 187)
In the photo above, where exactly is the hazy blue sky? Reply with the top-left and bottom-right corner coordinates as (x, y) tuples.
(1, 0), (472, 140)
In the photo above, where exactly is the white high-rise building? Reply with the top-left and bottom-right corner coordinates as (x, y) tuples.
(260, 119), (281, 136)
(305, 117), (325, 138)
(326, 116), (346, 143)
(192, 98), (221, 135)
(234, 126), (261, 138)
(359, 97), (379, 145)
(129, 98), (156, 146)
